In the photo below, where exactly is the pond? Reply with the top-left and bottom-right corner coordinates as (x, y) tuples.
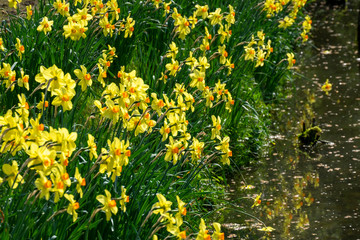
(220, 1), (360, 239)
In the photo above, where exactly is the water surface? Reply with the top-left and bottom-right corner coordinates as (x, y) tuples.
(221, 1), (360, 239)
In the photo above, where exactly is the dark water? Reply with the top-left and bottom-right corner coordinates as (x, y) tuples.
(221, 1), (360, 239)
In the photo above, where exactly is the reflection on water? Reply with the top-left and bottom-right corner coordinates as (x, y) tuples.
(222, 1), (360, 239)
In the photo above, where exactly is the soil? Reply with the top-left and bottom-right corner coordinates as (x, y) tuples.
(0, 0), (37, 20)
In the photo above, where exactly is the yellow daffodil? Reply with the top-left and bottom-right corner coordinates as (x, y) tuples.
(75, 167), (86, 198)
(0, 38), (5, 51)
(215, 136), (231, 165)
(35, 171), (52, 200)
(63, 21), (87, 41)
(244, 46), (256, 61)
(73, 8), (92, 26)
(251, 193), (262, 208)
(96, 189), (118, 221)
(107, 0), (120, 21)
(208, 8), (222, 25)
(218, 45), (228, 64)
(99, 15), (115, 37)
(8, 0), (21, 9)
(195, 5), (209, 19)
(15, 38), (25, 60)
(176, 196), (186, 216)
(198, 56), (210, 71)
(52, 87), (75, 111)
(119, 186), (129, 212)
(190, 138), (204, 161)
(185, 51), (198, 71)
(64, 194), (80, 222)
(26, 5), (33, 20)
(107, 137), (131, 169)
(17, 69), (29, 91)
(163, 2), (171, 16)
(37, 17), (53, 35)
(74, 65), (92, 91)
(152, 0), (162, 9)
(321, 79), (332, 95)
(165, 59), (180, 76)
(175, 16), (191, 40)
(165, 136), (182, 164)
(166, 214), (186, 239)
(166, 42), (178, 59)
(212, 222), (225, 240)
(255, 48), (265, 67)
(258, 226), (275, 232)
(152, 193), (172, 215)
(2, 160), (23, 189)
(160, 119), (171, 142)
(51, 172), (66, 203)
(196, 218), (211, 240)
(226, 5), (235, 24)
(36, 93), (49, 111)
(189, 69), (206, 90)
(217, 23), (232, 44)
(199, 38), (210, 52)
(124, 14), (135, 38)
(53, 0), (70, 17)
(286, 52), (296, 69)
(211, 115), (222, 139)
(87, 134), (98, 160)
(279, 16), (295, 29)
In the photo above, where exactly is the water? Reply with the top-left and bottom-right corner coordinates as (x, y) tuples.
(221, 1), (360, 239)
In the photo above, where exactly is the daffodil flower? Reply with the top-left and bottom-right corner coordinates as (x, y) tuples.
(189, 69), (206, 91)
(52, 87), (75, 111)
(208, 8), (223, 25)
(119, 186), (129, 212)
(17, 69), (29, 91)
(321, 79), (332, 95)
(2, 160), (23, 189)
(74, 65), (92, 91)
(87, 134), (98, 160)
(165, 137), (182, 164)
(26, 5), (33, 20)
(15, 38), (25, 60)
(212, 222), (225, 240)
(75, 167), (86, 198)
(0, 38), (5, 51)
(258, 226), (275, 232)
(195, 5), (209, 19)
(37, 17), (54, 35)
(251, 193), (262, 208)
(64, 194), (80, 222)
(165, 59), (180, 76)
(196, 218), (211, 240)
(35, 171), (52, 200)
(286, 52), (296, 69)
(96, 189), (118, 221)
(152, 193), (172, 215)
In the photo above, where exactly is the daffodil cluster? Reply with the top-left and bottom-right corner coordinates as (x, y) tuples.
(35, 64), (76, 111)
(244, 30), (273, 68)
(263, 0), (308, 19)
(0, 95), (130, 222)
(151, 194), (225, 240)
(301, 15), (312, 42)
(0, 105), (83, 216)
(0, 62), (27, 91)
(30, 0), (135, 40)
